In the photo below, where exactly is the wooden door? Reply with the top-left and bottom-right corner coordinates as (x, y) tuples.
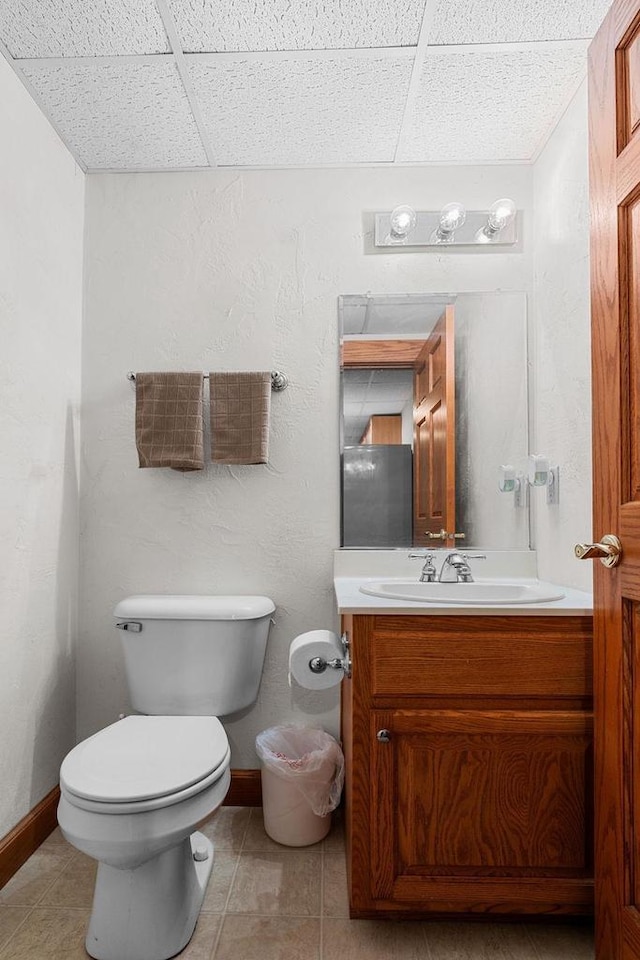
(589, 3), (640, 957)
(413, 305), (456, 546)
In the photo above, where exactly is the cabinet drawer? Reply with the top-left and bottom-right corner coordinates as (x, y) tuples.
(366, 615), (592, 699)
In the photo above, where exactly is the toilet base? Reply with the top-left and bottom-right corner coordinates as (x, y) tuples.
(85, 831), (214, 960)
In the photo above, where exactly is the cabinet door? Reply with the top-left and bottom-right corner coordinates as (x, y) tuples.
(370, 708), (593, 914)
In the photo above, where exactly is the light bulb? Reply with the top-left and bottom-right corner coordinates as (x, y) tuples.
(488, 198), (516, 231)
(476, 198), (516, 242)
(388, 204), (417, 241)
(431, 202), (466, 243)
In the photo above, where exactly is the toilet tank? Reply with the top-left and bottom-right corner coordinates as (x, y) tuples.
(114, 595), (275, 716)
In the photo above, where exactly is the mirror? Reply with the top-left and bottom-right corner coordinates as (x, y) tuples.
(339, 292), (530, 550)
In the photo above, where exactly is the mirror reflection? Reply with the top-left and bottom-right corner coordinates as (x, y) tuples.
(339, 292), (530, 551)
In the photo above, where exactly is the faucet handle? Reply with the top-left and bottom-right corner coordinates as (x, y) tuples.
(409, 551), (434, 559)
(462, 554), (486, 561)
(411, 552), (437, 583)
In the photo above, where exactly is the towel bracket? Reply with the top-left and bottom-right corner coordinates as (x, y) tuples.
(127, 371), (288, 392)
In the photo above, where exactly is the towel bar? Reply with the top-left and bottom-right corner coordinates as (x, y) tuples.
(127, 371), (288, 392)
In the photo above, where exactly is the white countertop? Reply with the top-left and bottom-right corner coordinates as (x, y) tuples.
(333, 550), (593, 616)
(334, 576), (593, 617)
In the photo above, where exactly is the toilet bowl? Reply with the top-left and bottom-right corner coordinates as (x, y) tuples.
(58, 594), (274, 960)
(58, 716), (231, 960)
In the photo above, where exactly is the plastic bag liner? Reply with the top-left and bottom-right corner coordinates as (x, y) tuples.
(255, 724), (345, 817)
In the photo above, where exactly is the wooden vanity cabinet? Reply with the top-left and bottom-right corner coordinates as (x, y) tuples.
(340, 613), (594, 918)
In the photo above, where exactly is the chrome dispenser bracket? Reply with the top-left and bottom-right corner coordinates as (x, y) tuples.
(308, 633), (351, 679)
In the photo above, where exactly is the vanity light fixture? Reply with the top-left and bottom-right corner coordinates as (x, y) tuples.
(474, 198), (517, 244)
(374, 201), (518, 248)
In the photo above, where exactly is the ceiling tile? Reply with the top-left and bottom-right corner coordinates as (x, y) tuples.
(343, 400), (365, 416)
(343, 371), (375, 387)
(362, 400), (406, 416)
(0, 0), (169, 58)
(188, 56), (413, 165)
(370, 371), (414, 401)
(169, 0), (426, 52)
(399, 43), (588, 163)
(21, 61), (208, 169)
(429, 0), (612, 44)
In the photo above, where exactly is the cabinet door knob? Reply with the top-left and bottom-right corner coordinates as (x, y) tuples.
(376, 729), (391, 743)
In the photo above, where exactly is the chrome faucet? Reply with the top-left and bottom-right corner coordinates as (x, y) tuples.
(438, 552), (486, 583)
(409, 552), (437, 582)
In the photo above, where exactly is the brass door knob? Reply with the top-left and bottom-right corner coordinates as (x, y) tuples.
(426, 529), (465, 540)
(574, 534), (622, 568)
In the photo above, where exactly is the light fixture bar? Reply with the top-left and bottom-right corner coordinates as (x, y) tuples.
(374, 210), (518, 247)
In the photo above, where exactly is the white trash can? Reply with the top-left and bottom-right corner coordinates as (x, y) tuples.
(255, 725), (344, 847)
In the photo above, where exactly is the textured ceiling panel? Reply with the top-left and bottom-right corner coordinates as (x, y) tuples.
(399, 43), (588, 163)
(430, 0), (612, 44)
(0, 0), (169, 58)
(21, 62), (208, 169)
(188, 57), (413, 165)
(169, 0), (426, 52)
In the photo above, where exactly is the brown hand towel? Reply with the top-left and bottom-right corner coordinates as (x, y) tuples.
(209, 372), (271, 464)
(135, 372), (204, 471)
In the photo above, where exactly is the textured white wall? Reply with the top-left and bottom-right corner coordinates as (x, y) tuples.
(80, 166), (533, 765)
(455, 292), (530, 549)
(532, 80), (592, 591)
(0, 56), (84, 835)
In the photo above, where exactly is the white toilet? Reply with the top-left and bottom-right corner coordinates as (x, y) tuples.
(57, 595), (274, 960)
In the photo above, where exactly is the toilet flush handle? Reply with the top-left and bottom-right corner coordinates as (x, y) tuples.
(116, 621), (143, 632)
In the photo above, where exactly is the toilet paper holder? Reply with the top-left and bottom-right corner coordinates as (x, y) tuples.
(308, 633), (351, 679)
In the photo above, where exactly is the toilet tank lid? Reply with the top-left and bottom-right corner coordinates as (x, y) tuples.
(114, 595), (275, 621)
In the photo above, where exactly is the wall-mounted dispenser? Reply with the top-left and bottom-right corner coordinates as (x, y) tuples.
(288, 631), (350, 690)
(498, 458), (559, 506)
(498, 465), (528, 507)
(528, 455), (549, 486)
(498, 464), (516, 493)
(528, 455), (560, 504)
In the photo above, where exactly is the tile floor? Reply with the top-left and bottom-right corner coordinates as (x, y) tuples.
(0, 807), (594, 960)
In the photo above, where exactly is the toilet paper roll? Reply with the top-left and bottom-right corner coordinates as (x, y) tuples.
(288, 630), (344, 690)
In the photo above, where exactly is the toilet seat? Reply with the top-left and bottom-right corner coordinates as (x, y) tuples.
(61, 716), (230, 814)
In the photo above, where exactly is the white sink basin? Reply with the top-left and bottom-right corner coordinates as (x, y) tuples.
(359, 580), (566, 605)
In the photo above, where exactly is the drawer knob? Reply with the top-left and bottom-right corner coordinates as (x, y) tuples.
(376, 729), (391, 743)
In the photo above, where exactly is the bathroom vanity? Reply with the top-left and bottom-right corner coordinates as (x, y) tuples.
(335, 556), (594, 919)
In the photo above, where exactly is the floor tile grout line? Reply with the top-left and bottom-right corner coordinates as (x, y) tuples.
(2, 849), (76, 913)
(421, 919), (436, 960)
(237, 806), (254, 853)
(319, 840), (325, 960)
(521, 922), (545, 960)
(207, 912), (223, 960)
(209, 834), (244, 959)
(0, 903), (38, 957)
(223, 911), (323, 918)
(197, 805), (252, 960)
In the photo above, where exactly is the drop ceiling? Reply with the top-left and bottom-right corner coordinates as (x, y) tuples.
(0, 0), (613, 172)
(343, 369), (414, 446)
